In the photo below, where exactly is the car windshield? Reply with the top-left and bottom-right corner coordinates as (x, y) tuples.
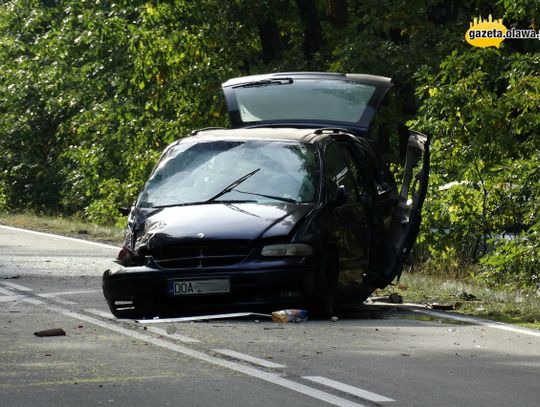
(137, 139), (319, 208)
(234, 79), (376, 123)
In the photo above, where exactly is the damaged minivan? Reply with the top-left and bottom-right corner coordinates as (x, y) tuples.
(102, 72), (429, 318)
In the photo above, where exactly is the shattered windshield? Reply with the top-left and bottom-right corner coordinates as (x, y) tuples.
(234, 79), (376, 123)
(137, 139), (319, 208)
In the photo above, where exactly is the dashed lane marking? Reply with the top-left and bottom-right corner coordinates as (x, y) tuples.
(304, 376), (395, 403)
(213, 349), (286, 369)
(146, 327), (201, 344)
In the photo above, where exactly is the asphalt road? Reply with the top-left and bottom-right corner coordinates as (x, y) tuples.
(1, 225), (539, 407)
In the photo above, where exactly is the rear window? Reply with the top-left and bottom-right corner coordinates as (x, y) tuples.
(234, 79), (376, 123)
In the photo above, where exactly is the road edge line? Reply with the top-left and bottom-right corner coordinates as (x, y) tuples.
(0, 224), (119, 250)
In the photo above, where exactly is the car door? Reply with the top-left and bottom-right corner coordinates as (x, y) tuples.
(373, 131), (430, 287)
(322, 140), (371, 293)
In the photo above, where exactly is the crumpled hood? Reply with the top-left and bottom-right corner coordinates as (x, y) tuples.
(132, 203), (314, 251)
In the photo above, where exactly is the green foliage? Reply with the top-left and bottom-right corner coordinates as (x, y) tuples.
(0, 0), (539, 288)
(409, 47), (540, 288)
(479, 222), (540, 288)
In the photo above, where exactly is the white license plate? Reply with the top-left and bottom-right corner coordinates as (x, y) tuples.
(168, 279), (230, 296)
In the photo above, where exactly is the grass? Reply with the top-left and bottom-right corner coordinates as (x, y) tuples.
(0, 212), (124, 245)
(1, 211), (539, 330)
(376, 271), (540, 330)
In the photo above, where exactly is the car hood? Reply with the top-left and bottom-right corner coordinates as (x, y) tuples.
(132, 202), (314, 252)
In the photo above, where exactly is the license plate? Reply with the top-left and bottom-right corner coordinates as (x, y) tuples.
(168, 279), (230, 296)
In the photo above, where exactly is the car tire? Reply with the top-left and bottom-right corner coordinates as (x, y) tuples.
(310, 251), (339, 318)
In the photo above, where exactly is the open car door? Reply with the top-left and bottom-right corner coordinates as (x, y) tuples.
(370, 131), (430, 287)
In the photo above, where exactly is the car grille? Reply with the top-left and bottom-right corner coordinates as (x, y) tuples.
(152, 245), (252, 269)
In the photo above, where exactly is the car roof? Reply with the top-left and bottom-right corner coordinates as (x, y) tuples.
(180, 127), (335, 144)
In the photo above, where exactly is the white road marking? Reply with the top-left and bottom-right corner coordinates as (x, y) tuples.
(0, 287), (17, 296)
(146, 327), (201, 344)
(36, 293), (76, 305)
(0, 224), (119, 250)
(0, 286), (24, 303)
(40, 289), (102, 297)
(9, 283), (368, 407)
(85, 308), (116, 320)
(304, 376), (395, 402)
(136, 312), (271, 324)
(213, 349), (286, 369)
(0, 286), (24, 302)
(410, 308), (540, 338)
(0, 295), (23, 302)
(1, 281), (33, 291)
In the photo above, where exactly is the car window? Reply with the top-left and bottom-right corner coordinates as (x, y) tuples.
(338, 143), (365, 197)
(235, 79), (376, 123)
(137, 140), (320, 207)
(324, 142), (362, 203)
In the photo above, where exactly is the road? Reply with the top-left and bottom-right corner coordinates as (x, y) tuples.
(1, 225), (539, 407)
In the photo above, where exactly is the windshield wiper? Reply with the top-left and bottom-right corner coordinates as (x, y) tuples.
(149, 199), (256, 209)
(205, 168), (261, 203)
(233, 78), (293, 88)
(235, 189), (298, 204)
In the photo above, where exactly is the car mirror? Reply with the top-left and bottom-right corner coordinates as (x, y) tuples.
(333, 185), (347, 207)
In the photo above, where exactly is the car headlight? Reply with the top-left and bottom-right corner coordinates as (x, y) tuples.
(261, 243), (314, 257)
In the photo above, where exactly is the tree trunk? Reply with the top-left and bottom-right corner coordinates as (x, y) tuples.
(257, 16), (282, 65)
(329, 0), (348, 28)
(295, 0), (323, 59)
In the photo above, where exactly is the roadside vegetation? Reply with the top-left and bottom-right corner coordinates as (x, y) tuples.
(378, 271), (540, 329)
(0, 212), (124, 245)
(0, 1), (538, 322)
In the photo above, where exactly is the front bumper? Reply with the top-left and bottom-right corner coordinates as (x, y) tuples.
(102, 260), (317, 317)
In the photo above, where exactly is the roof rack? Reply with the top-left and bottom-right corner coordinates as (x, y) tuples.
(190, 127), (227, 136)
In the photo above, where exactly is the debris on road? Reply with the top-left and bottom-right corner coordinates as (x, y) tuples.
(330, 316), (339, 322)
(427, 303), (457, 310)
(136, 312), (271, 324)
(34, 328), (66, 337)
(271, 309), (308, 323)
(369, 293), (403, 304)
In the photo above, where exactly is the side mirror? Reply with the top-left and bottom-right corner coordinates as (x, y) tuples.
(118, 206), (131, 216)
(334, 185), (347, 207)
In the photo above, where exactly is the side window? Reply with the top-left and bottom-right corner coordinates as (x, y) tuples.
(324, 142), (362, 203)
(339, 144), (365, 197)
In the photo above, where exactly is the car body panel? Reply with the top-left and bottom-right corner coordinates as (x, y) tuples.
(132, 203), (315, 249)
